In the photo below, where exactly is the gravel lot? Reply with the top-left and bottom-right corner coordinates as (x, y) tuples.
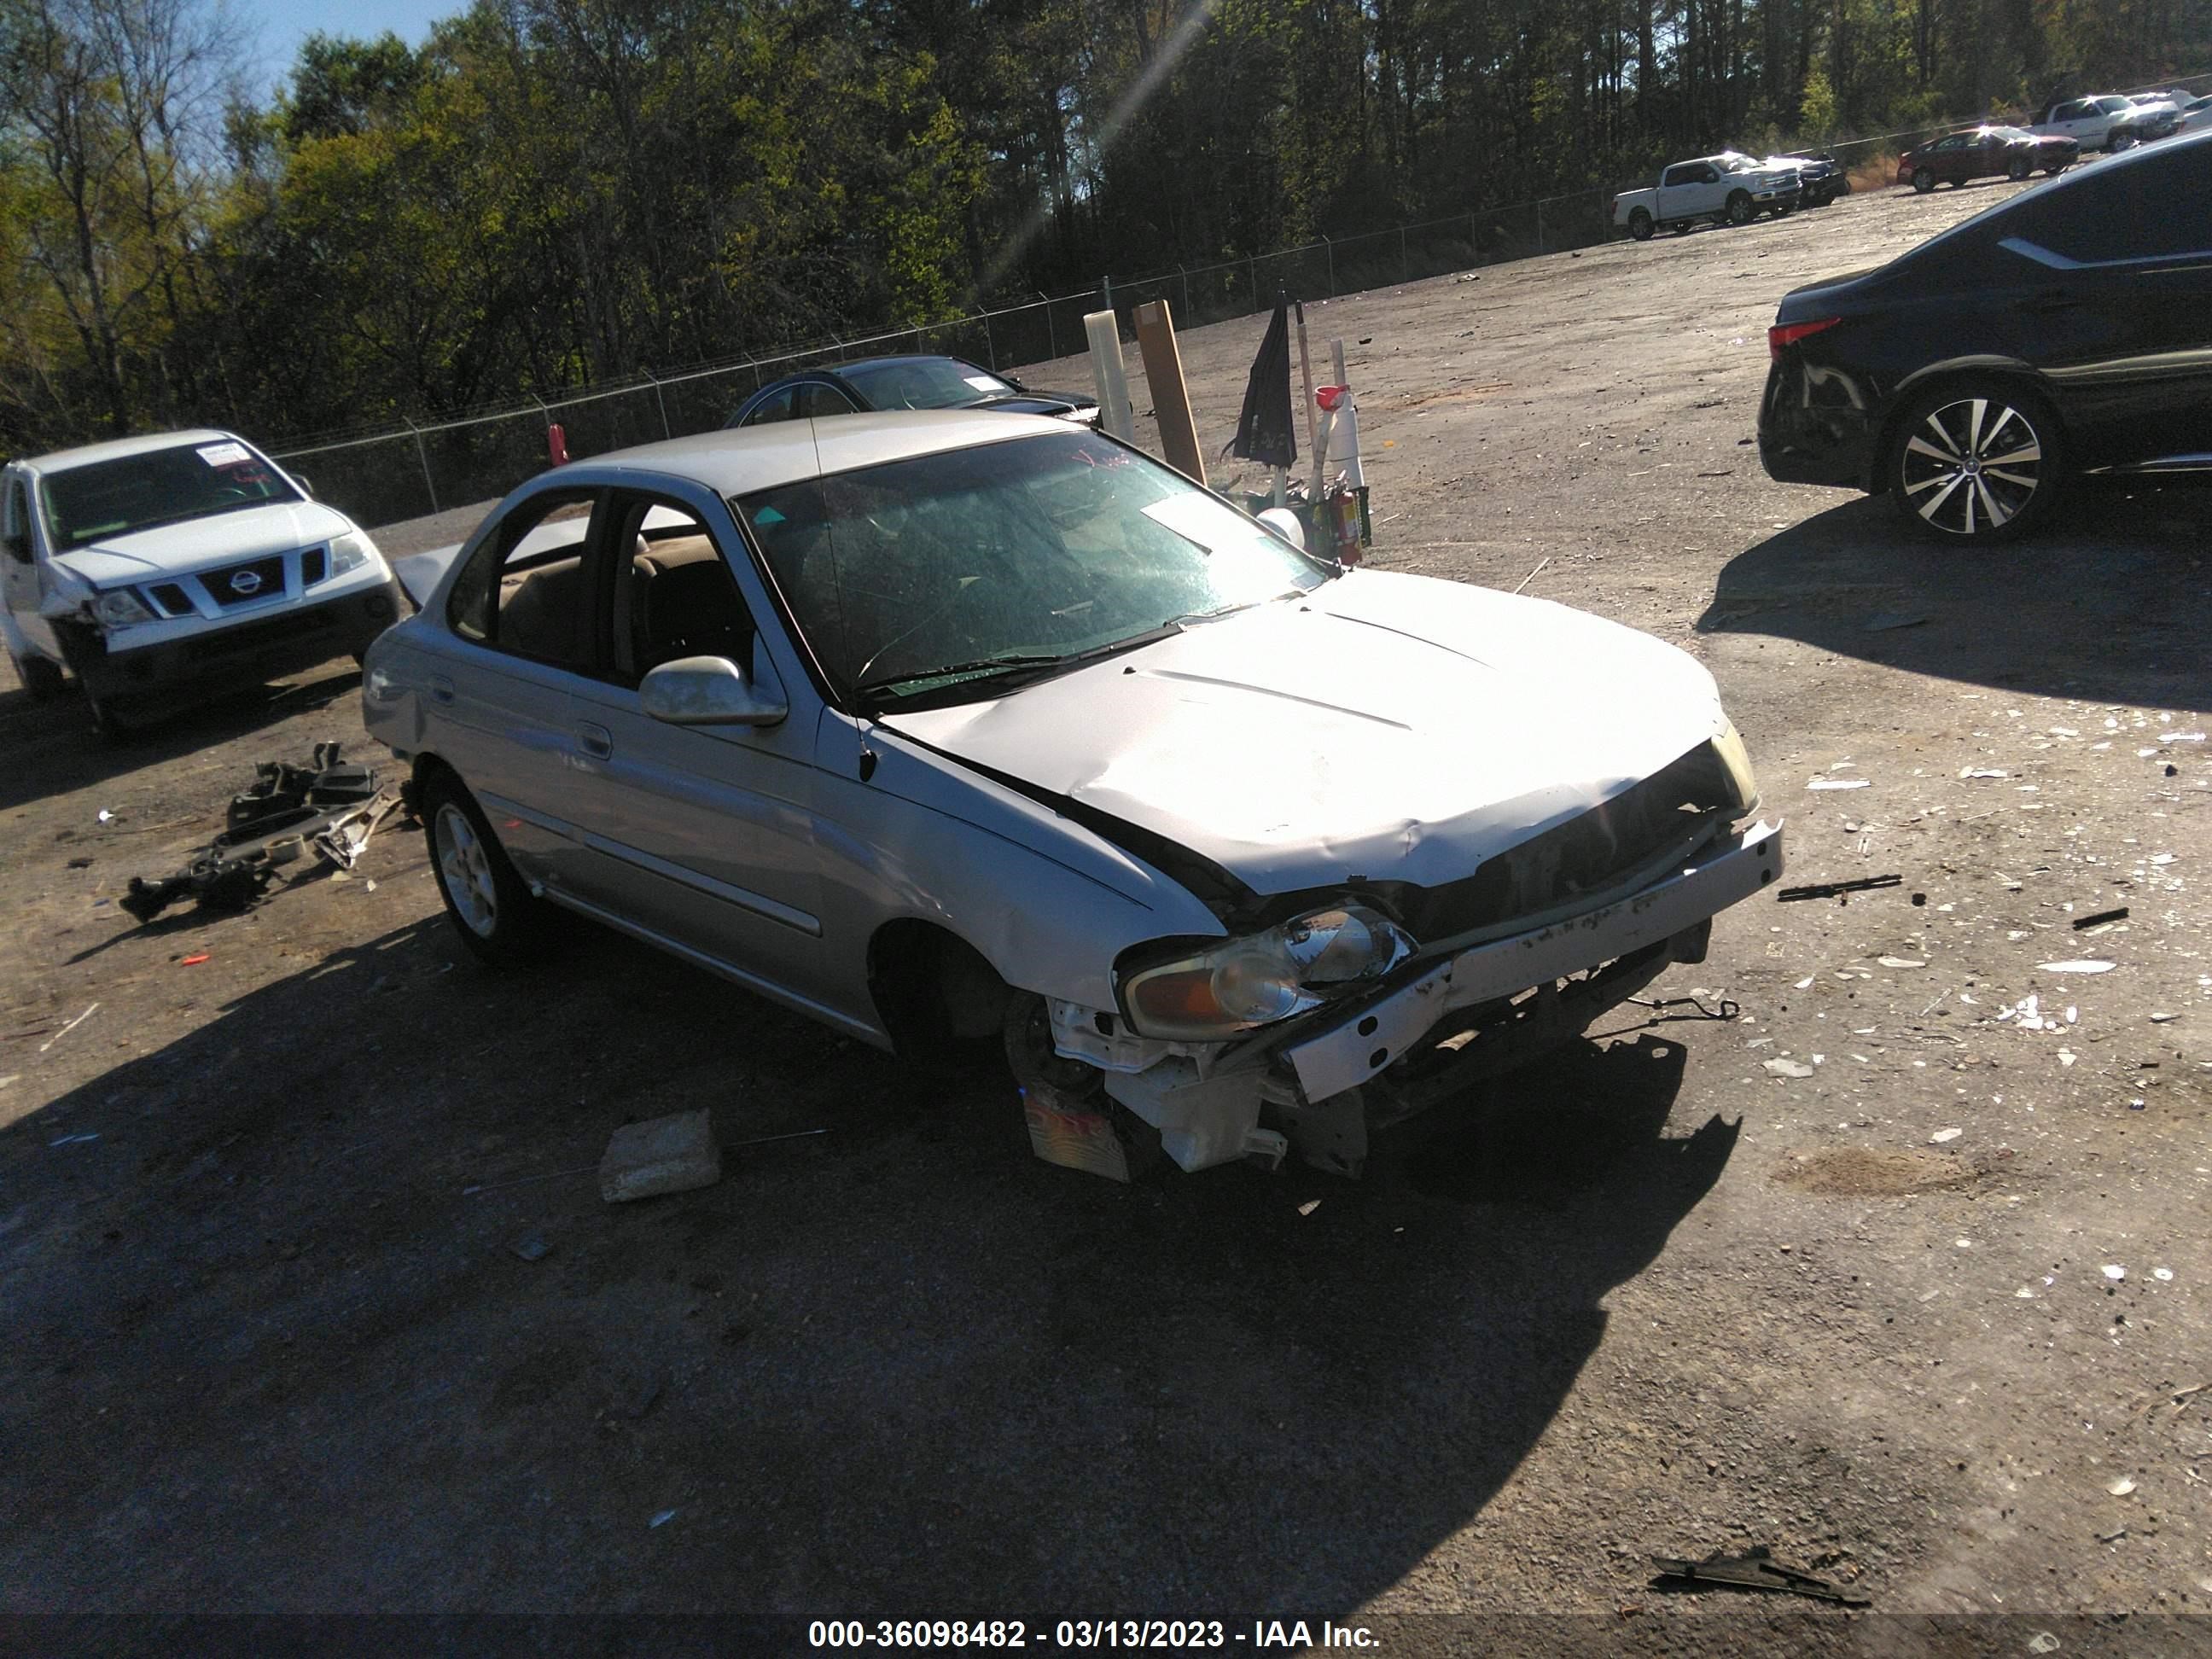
(4, 172), (2209, 1638)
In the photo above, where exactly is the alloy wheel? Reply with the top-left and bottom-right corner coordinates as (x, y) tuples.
(435, 802), (499, 936)
(1898, 397), (2044, 538)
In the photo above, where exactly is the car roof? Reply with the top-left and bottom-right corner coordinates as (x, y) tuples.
(547, 410), (1071, 498)
(20, 428), (247, 476)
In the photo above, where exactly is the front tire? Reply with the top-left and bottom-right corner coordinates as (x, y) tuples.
(11, 650), (64, 702)
(1887, 384), (2064, 544)
(1725, 190), (1753, 224)
(1913, 167), (1936, 193)
(1627, 207), (1654, 241)
(420, 768), (550, 968)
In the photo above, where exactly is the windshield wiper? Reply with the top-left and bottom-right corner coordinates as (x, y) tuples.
(856, 652), (1072, 705)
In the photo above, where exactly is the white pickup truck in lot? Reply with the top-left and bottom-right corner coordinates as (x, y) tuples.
(1613, 154), (1802, 240)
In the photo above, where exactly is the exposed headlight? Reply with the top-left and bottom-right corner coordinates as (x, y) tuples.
(1117, 902), (1417, 1041)
(92, 588), (156, 628)
(327, 530), (378, 578)
(1713, 719), (1761, 813)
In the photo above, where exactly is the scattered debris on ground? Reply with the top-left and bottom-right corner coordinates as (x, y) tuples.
(1650, 1545), (1871, 1605)
(119, 743), (405, 923)
(600, 1109), (723, 1202)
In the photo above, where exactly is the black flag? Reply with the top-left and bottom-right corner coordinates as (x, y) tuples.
(1223, 294), (1298, 468)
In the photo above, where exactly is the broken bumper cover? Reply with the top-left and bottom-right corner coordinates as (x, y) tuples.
(66, 579), (407, 707)
(1283, 818), (1784, 1103)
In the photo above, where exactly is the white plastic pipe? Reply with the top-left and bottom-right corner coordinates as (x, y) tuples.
(1086, 311), (1135, 443)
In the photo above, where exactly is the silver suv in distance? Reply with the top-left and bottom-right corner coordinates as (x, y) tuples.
(363, 414), (1782, 1179)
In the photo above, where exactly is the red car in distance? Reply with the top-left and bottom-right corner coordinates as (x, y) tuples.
(1897, 125), (2079, 192)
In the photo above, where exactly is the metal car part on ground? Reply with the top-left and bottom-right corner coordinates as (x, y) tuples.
(363, 413), (1780, 1180)
(2, 430), (410, 735)
(119, 743), (405, 923)
(1759, 131), (2212, 543)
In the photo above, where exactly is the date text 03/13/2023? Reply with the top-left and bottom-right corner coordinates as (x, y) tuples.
(806, 1619), (1380, 1649)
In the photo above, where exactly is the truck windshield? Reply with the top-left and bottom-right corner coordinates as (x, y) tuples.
(40, 439), (300, 550)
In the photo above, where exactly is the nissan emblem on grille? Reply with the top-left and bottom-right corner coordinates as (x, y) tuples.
(229, 569), (262, 596)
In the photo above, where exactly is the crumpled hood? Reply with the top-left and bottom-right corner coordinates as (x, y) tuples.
(883, 568), (1730, 895)
(48, 501), (359, 591)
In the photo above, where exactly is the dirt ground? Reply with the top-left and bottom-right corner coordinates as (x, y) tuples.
(4, 171), (2209, 1643)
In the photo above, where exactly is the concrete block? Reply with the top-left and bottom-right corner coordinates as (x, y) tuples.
(599, 1109), (721, 1203)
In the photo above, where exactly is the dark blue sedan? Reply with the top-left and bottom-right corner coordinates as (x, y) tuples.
(725, 355), (1100, 428)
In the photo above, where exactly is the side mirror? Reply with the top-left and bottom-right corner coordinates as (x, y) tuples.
(1256, 507), (1306, 551)
(640, 655), (787, 728)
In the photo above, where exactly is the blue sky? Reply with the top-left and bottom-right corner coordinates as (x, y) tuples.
(230, 0), (456, 90)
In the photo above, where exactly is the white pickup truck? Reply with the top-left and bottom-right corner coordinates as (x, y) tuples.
(1613, 154), (1802, 240)
(2, 429), (409, 735)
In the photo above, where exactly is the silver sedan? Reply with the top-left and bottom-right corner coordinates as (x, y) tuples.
(364, 413), (1782, 1179)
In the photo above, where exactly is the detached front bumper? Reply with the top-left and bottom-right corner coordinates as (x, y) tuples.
(1094, 820), (1784, 1176)
(1283, 819), (1783, 1102)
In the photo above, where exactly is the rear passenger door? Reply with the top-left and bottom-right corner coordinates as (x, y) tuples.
(557, 486), (838, 1016)
(434, 487), (607, 896)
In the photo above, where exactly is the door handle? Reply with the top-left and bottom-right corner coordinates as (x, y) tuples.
(428, 673), (455, 704)
(576, 722), (613, 760)
(2023, 289), (2082, 313)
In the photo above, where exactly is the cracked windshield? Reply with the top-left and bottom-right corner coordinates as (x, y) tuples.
(739, 429), (1330, 706)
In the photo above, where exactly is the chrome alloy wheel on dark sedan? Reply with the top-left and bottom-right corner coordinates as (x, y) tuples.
(1891, 391), (2054, 541)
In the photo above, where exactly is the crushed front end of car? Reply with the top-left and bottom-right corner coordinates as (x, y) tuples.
(1052, 733), (1777, 1177)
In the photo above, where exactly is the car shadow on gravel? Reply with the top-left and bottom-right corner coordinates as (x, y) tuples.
(0, 661), (363, 813)
(0, 907), (1734, 1612)
(1698, 477), (2212, 709)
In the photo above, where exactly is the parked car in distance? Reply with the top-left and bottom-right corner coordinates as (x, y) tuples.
(2029, 92), (2168, 151)
(3, 429), (406, 733)
(1613, 153), (1801, 239)
(1896, 125), (2078, 190)
(364, 413), (1780, 1179)
(1759, 131), (2212, 542)
(725, 354), (1099, 429)
(1773, 149), (1850, 206)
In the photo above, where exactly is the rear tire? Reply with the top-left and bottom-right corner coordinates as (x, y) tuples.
(1886, 381), (2065, 544)
(2007, 154), (2032, 182)
(1913, 167), (1936, 194)
(420, 767), (550, 968)
(1627, 207), (1654, 241)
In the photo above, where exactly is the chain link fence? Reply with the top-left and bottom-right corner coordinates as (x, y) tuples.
(275, 183), (1623, 531)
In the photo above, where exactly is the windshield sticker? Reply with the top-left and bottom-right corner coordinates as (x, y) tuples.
(963, 375), (1002, 392)
(195, 442), (252, 467)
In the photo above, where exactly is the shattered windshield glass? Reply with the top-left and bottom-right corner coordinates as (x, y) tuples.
(737, 430), (1330, 708)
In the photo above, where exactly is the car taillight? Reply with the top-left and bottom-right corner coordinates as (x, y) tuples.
(1768, 317), (1842, 361)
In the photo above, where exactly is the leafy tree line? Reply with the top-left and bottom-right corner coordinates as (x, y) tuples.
(3, 0), (2207, 455)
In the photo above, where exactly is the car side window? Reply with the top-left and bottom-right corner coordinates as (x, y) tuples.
(743, 387), (798, 426)
(447, 491), (601, 670)
(1695, 163), (1718, 183)
(3, 476), (31, 562)
(2009, 148), (2212, 262)
(602, 493), (757, 686)
(798, 382), (859, 418)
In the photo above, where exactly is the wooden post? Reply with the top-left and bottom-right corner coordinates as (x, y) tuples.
(1084, 311), (1135, 444)
(1132, 299), (1205, 486)
(1295, 300), (1322, 503)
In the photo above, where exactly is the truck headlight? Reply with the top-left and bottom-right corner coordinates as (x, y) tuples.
(1117, 903), (1417, 1041)
(328, 530), (379, 578)
(92, 588), (156, 628)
